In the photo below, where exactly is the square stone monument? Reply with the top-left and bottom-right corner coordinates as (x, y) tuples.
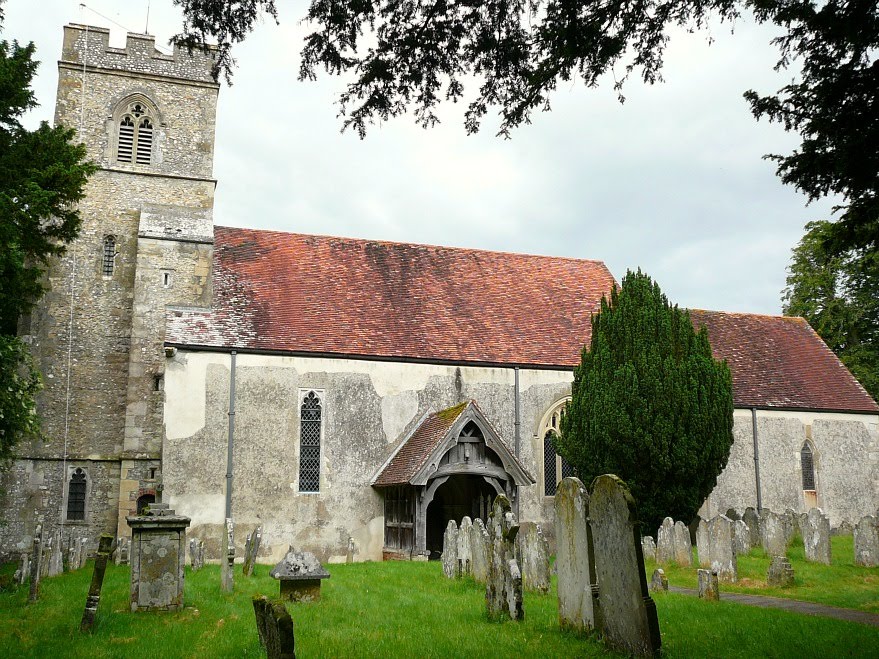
(126, 503), (190, 612)
(270, 547), (331, 602)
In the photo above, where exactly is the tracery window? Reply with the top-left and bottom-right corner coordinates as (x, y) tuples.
(102, 235), (116, 276)
(298, 391), (322, 492)
(115, 99), (155, 165)
(66, 468), (87, 521)
(540, 399), (575, 496)
(801, 442), (816, 491)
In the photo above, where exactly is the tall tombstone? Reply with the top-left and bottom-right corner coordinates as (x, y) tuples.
(79, 537), (89, 569)
(115, 536), (130, 566)
(441, 519), (459, 579)
(854, 515), (879, 567)
(743, 507), (761, 547)
(590, 475), (661, 657)
(127, 505), (191, 611)
(28, 524), (43, 603)
(761, 510), (788, 557)
(707, 515), (737, 582)
(554, 477), (600, 634)
(696, 518), (711, 567)
(67, 535), (78, 573)
(190, 538), (204, 571)
(802, 508), (831, 565)
(732, 520), (751, 556)
(655, 517), (675, 565)
(16, 552), (30, 586)
(252, 595), (296, 659)
(485, 494), (523, 621)
(243, 526), (263, 577)
(518, 522), (551, 594)
(782, 509), (799, 545)
(221, 517), (235, 593)
(80, 534), (114, 632)
(641, 536), (656, 562)
(346, 537), (355, 564)
(673, 521), (693, 566)
(457, 517), (473, 577)
(40, 537), (51, 578)
(468, 518), (490, 583)
(48, 530), (64, 577)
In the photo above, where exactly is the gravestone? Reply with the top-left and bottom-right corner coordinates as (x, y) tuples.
(696, 518), (710, 567)
(743, 507), (761, 547)
(641, 536), (656, 562)
(346, 537), (355, 564)
(190, 538), (205, 571)
(832, 520), (854, 536)
(115, 537), (130, 566)
(802, 508), (831, 565)
(697, 569), (719, 600)
(28, 524), (43, 602)
(68, 536), (79, 573)
(441, 519), (458, 579)
(767, 555), (795, 587)
(243, 526), (263, 577)
(469, 518), (490, 583)
(854, 515), (879, 567)
(655, 517), (675, 565)
(80, 534), (114, 632)
(673, 521), (693, 566)
(554, 477), (599, 633)
(222, 517), (235, 592)
(15, 552), (29, 586)
(457, 517), (473, 577)
(127, 503), (191, 611)
(650, 568), (668, 592)
(48, 530), (63, 577)
(40, 537), (51, 578)
(270, 547), (331, 602)
(782, 509), (799, 544)
(78, 537), (88, 569)
(761, 510), (788, 557)
(518, 522), (550, 594)
(253, 595), (296, 659)
(708, 515), (737, 582)
(732, 520), (751, 556)
(590, 474), (661, 657)
(725, 508), (741, 521)
(485, 494), (523, 621)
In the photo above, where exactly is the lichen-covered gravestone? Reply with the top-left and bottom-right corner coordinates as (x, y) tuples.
(673, 521), (693, 566)
(115, 536), (130, 566)
(270, 547), (331, 602)
(554, 477), (600, 633)
(221, 517), (235, 592)
(732, 520), (751, 556)
(486, 494), (523, 621)
(854, 515), (879, 567)
(641, 536), (656, 562)
(802, 508), (831, 565)
(518, 522), (550, 594)
(767, 556), (795, 587)
(127, 504), (191, 611)
(469, 518), (490, 583)
(708, 515), (737, 582)
(28, 524), (43, 603)
(743, 507), (761, 548)
(190, 538), (205, 571)
(252, 595), (296, 659)
(590, 474), (661, 657)
(80, 534), (114, 632)
(655, 517), (675, 565)
(243, 526), (263, 577)
(697, 569), (719, 600)
(48, 530), (63, 577)
(15, 552), (29, 586)
(457, 517), (472, 577)
(441, 519), (458, 579)
(650, 568), (668, 593)
(696, 518), (710, 567)
(761, 510), (788, 557)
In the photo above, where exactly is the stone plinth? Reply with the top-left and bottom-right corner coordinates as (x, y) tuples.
(270, 547), (330, 602)
(126, 506), (190, 612)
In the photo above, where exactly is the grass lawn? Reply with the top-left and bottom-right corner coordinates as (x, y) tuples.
(1, 558), (878, 657)
(647, 535), (879, 612)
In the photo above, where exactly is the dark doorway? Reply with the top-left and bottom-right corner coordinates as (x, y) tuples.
(425, 474), (498, 559)
(136, 493), (155, 514)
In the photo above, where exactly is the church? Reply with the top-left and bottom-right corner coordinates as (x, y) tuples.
(1, 24), (877, 563)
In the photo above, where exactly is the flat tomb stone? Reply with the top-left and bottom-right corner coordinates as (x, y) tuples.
(270, 548), (330, 603)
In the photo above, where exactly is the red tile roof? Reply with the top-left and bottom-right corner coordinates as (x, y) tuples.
(690, 310), (878, 413)
(166, 227), (615, 367)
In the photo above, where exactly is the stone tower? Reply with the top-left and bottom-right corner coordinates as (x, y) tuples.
(0, 24), (219, 557)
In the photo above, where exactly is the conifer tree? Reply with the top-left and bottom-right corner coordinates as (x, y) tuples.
(558, 270), (733, 532)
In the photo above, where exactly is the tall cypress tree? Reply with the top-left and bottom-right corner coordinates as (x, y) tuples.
(558, 270), (733, 532)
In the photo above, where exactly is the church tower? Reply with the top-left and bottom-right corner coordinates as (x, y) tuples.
(2, 24), (219, 554)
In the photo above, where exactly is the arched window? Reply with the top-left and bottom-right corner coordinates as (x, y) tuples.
(102, 235), (116, 276)
(540, 399), (575, 496)
(801, 442), (816, 491)
(298, 390), (322, 492)
(114, 98), (157, 165)
(66, 468), (87, 521)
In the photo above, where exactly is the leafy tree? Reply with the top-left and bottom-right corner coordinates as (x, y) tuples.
(173, 1), (878, 253)
(557, 270), (734, 532)
(0, 8), (95, 456)
(783, 220), (878, 401)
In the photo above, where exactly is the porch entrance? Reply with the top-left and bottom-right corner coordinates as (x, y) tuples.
(424, 474), (499, 559)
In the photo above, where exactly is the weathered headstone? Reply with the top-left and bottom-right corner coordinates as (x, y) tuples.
(641, 536), (656, 562)
(346, 537), (355, 564)
(78, 537), (88, 569)
(725, 508), (741, 521)
(696, 518), (711, 567)
(15, 552), (29, 586)
(708, 515), (737, 582)
(441, 519), (459, 579)
(457, 517), (473, 577)
(115, 536), (130, 566)
(270, 547), (331, 602)
(697, 569), (719, 600)
(743, 507), (761, 548)
(655, 517), (675, 565)
(832, 520), (854, 536)
(732, 519), (751, 556)
(189, 538), (204, 571)
(48, 530), (63, 577)
(782, 509), (799, 544)
(40, 537), (51, 578)
(518, 522), (550, 594)
(649, 568), (668, 593)
(590, 474), (661, 657)
(854, 515), (879, 567)
(485, 494), (523, 621)
(127, 504), (191, 611)
(243, 526), (263, 577)
(68, 536), (79, 573)
(468, 517), (490, 583)
(28, 524), (43, 602)
(80, 534), (114, 632)
(767, 555), (795, 587)
(252, 595), (296, 659)
(802, 508), (831, 565)
(673, 521), (693, 566)
(554, 477), (599, 633)
(761, 510), (788, 557)
(222, 517), (235, 593)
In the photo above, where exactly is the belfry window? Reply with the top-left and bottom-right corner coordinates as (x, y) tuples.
(298, 391), (322, 492)
(67, 468), (87, 521)
(102, 235), (116, 276)
(115, 100), (156, 165)
(801, 442), (816, 491)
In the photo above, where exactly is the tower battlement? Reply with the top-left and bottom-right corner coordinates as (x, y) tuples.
(61, 23), (217, 85)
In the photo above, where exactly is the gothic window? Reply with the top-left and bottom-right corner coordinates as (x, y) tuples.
(801, 442), (816, 491)
(540, 398), (575, 496)
(66, 468), (87, 521)
(114, 99), (157, 165)
(298, 391), (322, 492)
(102, 235), (116, 276)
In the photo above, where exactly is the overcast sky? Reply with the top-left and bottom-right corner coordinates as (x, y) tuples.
(3, 0), (837, 316)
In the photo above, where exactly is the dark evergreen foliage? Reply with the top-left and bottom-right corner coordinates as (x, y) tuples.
(558, 270), (734, 532)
